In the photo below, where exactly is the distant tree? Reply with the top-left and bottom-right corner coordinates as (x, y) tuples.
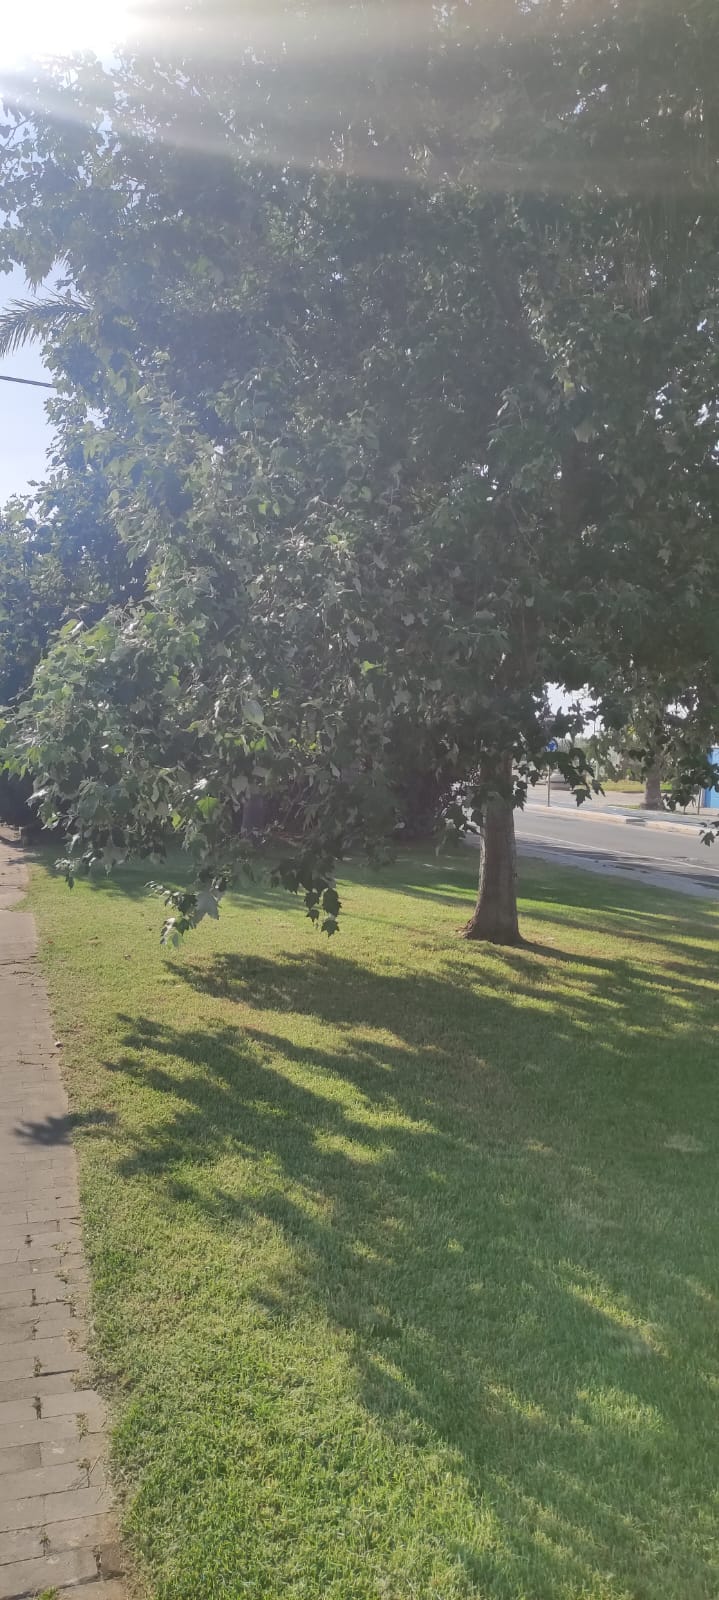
(0, 434), (143, 823)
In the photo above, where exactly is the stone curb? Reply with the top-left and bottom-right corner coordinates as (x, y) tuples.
(573, 808), (707, 836)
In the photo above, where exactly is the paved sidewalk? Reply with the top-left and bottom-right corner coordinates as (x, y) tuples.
(0, 836), (127, 1599)
(527, 794), (706, 832)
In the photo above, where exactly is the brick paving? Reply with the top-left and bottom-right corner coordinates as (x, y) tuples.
(0, 836), (128, 1599)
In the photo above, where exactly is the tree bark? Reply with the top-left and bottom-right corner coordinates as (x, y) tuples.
(462, 754), (521, 945)
(642, 761), (662, 810)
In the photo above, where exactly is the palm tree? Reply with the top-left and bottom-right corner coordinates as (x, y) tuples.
(0, 293), (89, 358)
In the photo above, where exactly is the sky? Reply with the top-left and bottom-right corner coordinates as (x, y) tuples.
(0, 264), (54, 504)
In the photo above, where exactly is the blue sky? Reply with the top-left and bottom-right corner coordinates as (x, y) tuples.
(0, 264), (53, 504)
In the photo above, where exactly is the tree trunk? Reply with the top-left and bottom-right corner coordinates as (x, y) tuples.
(462, 755), (521, 945)
(642, 761), (662, 810)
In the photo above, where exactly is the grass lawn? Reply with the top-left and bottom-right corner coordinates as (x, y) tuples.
(26, 848), (719, 1600)
(600, 780), (672, 794)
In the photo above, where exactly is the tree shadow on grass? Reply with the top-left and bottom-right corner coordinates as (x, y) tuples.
(91, 882), (719, 1599)
(15, 1108), (117, 1146)
(20, 845), (158, 903)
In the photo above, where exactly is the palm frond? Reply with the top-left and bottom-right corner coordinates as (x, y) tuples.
(0, 293), (89, 358)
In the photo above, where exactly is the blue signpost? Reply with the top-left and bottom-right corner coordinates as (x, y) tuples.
(702, 747), (719, 810)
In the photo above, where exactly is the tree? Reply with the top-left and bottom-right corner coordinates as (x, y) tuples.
(0, 460), (142, 695)
(3, 1), (719, 942)
(0, 433), (143, 823)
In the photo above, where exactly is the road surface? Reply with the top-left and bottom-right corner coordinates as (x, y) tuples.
(513, 800), (719, 900)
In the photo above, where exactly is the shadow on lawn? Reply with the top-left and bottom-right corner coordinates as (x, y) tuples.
(93, 870), (719, 1599)
(16, 1108), (117, 1146)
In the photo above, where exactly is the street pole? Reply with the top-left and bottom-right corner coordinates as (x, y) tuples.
(544, 740), (558, 804)
(0, 373), (54, 389)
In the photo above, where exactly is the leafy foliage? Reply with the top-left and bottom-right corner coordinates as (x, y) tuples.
(2, 0), (719, 938)
(0, 292), (88, 358)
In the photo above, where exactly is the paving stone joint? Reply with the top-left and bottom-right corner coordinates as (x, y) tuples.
(0, 836), (130, 1599)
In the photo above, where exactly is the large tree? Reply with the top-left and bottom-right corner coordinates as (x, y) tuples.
(2, 0), (719, 941)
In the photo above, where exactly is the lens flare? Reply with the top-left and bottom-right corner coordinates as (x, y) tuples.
(0, 0), (131, 67)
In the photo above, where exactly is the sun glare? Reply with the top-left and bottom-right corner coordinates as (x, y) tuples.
(0, 0), (131, 68)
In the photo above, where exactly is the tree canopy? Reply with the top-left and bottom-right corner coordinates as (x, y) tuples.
(2, 0), (718, 941)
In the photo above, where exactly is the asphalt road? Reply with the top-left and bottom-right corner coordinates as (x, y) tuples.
(514, 800), (719, 900)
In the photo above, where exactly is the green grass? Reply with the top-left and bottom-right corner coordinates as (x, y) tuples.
(26, 848), (719, 1600)
(600, 779), (672, 794)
